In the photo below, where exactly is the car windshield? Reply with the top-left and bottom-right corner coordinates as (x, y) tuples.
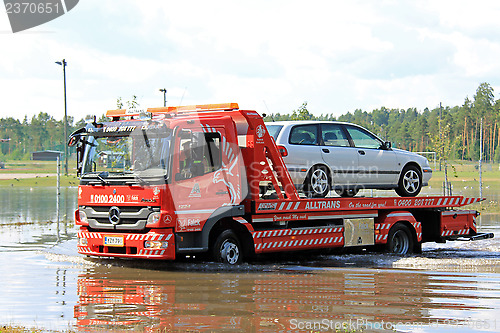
(265, 124), (283, 140)
(81, 122), (171, 179)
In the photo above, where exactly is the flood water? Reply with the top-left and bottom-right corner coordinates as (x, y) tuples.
(1, 186), (500, 332)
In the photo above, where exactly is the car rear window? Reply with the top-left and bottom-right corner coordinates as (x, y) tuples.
(289, 125), (318, 145)
(266, 125), (283, 140)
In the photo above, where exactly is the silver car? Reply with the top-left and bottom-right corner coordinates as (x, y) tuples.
(265, 121), (432, 197)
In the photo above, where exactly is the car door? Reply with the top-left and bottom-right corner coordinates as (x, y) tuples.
(284, 124), (322, 184)
(319, 123), (359, 186)
(343, 124), (399, 185)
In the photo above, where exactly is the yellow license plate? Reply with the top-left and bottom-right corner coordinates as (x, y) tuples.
(104, 236), (124, 247)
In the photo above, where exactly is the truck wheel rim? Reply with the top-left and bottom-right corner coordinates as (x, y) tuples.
(221, 240), (239, 264)
(403, 170), (420, 194)
(311, 169), (328, 194)
(392, 230), (410, 254)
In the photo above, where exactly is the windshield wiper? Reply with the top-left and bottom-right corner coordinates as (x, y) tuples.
(123, 172), (150, 186)
(96, 171), (109, 185)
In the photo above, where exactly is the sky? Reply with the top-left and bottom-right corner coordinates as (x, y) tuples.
(1, 0), (500, 122)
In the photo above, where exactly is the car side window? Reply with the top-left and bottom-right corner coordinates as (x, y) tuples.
(289, 125), (318, 145)
(321, 124), (350, 147)
(345, 125), (382, 149)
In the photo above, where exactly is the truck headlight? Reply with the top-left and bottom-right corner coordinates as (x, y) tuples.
(78, 237), (88, 246)
(147, 212), (161, 225)
(144, 240), (168, 249)
(78, 209), (88, 223)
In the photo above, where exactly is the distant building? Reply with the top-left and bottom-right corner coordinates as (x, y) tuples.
(31, 150), (63, 161)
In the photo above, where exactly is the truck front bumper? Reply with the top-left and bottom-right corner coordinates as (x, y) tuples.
(77, 228), (175, 260)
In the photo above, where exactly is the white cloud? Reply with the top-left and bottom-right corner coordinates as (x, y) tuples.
(1, 0), (500, 122)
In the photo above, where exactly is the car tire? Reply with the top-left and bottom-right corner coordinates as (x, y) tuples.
(212, 230), (242, 265)
(304, 166), (330, 198)
(386, 223), (414, 254)
(335, 188), (359, 197)
(395, 165), (422, 197)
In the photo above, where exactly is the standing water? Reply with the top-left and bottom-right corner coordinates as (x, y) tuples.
(0, 186), (499, 332)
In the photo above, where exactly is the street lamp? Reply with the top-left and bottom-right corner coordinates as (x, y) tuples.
(159, 88), (167, 107)
(55, 59), (68, 176)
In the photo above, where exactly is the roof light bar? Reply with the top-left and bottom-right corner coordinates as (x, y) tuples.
(147, 103), (239, 115)
(105, 103), (239, 119)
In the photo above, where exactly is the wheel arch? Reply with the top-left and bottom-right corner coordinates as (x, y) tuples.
(400, 161), (423, 178)
(207, 217), (255, 258)
(388, 220), (420, 253)
(304, 163), (333, 185)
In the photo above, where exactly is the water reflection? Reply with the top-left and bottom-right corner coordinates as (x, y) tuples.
(73, 265), (500, 332)
(0, 187), (78, 225)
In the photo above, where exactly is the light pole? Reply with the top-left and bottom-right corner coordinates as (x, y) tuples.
(159, 88), (167, 107)
(55, 59), (68, 175)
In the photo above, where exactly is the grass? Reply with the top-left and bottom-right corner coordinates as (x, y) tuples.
(0, 160), (63, 174)
(0, 325), (75, 333)
(0, 159), (78, 187)
(0, 175), (79, 187)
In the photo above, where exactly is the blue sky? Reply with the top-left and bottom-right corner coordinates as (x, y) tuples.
(1, 0), (500, 122)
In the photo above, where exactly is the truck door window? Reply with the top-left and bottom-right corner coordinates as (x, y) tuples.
(177, 131), (221, 180)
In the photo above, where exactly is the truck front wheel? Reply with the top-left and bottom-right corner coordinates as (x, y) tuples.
(387, 223), (414, 255)
(213, 230), (242, 265)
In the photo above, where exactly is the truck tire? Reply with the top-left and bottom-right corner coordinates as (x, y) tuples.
(213, 230), (242, 265)
(304, 166), (330, 198)
(386, 223), (414, 254)
(395, 165), (422, 197)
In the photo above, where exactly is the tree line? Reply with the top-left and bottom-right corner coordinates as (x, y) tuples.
(264, 82), (500, 163)
(0, 83), (498, 163)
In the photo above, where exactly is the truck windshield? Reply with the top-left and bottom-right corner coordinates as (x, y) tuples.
(81, 123), (171, 180)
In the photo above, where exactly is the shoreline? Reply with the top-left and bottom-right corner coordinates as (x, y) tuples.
(0, 173), (56, 180)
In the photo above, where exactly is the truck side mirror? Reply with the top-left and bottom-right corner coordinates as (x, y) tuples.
(68, 127), (86, 147)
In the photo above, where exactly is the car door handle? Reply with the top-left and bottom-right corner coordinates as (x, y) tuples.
(358, 150), (365, 155)
(322, 148), (330, 153)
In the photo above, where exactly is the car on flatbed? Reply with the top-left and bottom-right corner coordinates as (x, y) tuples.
(265, 121), (432, 197)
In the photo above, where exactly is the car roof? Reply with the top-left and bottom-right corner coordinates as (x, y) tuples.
(264, 120), (353, 126)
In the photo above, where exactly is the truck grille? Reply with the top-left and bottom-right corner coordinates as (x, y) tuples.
(81, 206), (157, 230)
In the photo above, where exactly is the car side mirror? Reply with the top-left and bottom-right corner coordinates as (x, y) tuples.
(384, 141), (392, 149)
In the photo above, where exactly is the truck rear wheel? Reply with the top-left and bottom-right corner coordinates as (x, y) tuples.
(387, 223), (414, 254)
(213, 230), (242, 265)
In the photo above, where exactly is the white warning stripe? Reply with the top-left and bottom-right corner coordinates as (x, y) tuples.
(252, 227), (343, 239)
(411, 222), (422, 229)
(254, 236), (344, 250)
(386, 212), (414, 218)
(441, 229), (469, 236)
(442, 210), (475, 216)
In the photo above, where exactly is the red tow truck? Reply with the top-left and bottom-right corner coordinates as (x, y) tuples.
(68, 103), (493, 264)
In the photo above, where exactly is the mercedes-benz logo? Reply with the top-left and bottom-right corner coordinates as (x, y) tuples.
(108, 206), (121, 225)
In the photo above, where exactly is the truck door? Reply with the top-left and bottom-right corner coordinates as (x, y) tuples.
(171, 126), (241, 232)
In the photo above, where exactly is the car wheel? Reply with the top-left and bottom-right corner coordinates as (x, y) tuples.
(304, 166), (330, 198)
(212, 230), (242, 265)
(335, 188), (359, 197)
(386, 223), (414, 254)
(395, 165), (422, 197)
